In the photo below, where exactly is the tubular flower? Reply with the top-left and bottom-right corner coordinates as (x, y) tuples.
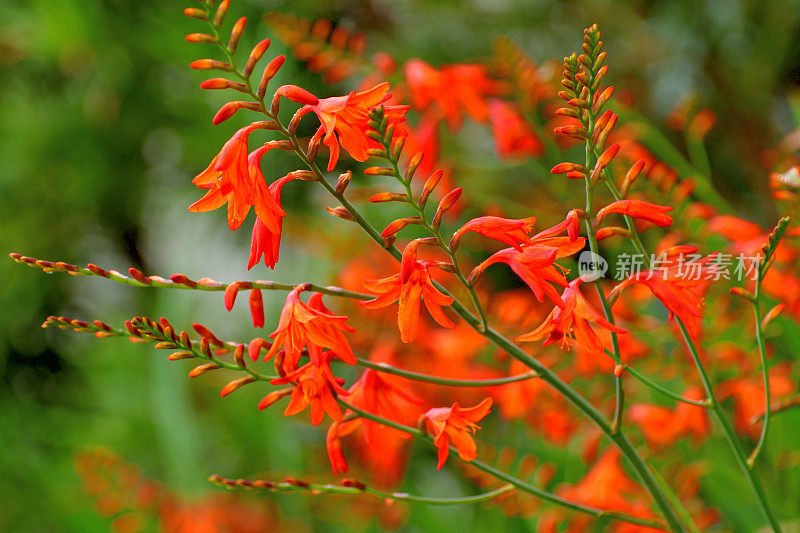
(422, 398), (492, 469)
(404, 59), (502, 130)
(488, 99), (543, 159)
(594, 199), (673, 228)
(270, 350), (349, 426)
(189, 122), (274, 230)
(362, 242), (456, 343)
(297, 82), (410, 171)
(470, 222), (585, 307)
(265, 286), (356, 373)
(450, 216), (537, 251)
(608, 253), (718, 338)
(247, 173), (297, 270)
(517, 278), (627, 359)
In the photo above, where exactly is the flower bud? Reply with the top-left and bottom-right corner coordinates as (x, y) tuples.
(249, 289), (265, 328)
(224, 282), (240, 311)
(762, 303), (785, 329)
(244, 39), (271, 77)
(214, 0), (230, 27)
(405, 152), (423, 182)
(274, 85), (319, 106)
(326, 206), (355, 221)
(418, 169), (443, 208)
(185, 33), (217, 44)
(220, 376), (256, 397)
(730, 287), (755, 302)
(592, 85), (614, 114)
(432, 188), (463, 229)
(188, 362), (221, 378)
(335, 171), (352, 195)
(620, 160), (646, 197)
(257, 388), (293, 410)
(183, 8), (207, 20)
(258, 55), (286, 98)
(200, 78), (247, 92)
(364, 166), (395, 176)
(381, 217), (421, 238)
(228, 16), (246, 52)
(248, 337), (270, 362)
(370, 192), (408, 203)
(190, 59), (231, 71)
(234, 344), (246, 368)
(212, 101), (260, 125)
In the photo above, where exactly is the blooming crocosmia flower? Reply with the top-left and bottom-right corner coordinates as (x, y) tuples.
(470, 223), (585, 307)
(265, 286), (356, 373)
(297, 82), (409, 171)
(517, 278), (626, 359)
(404, 59), (502, 130)
(488, 99), (543, 159)
(422, 398), (492, 469)
(189, 123), (272, 230)
(608, 253), (717, 338)
(247, 173), (297, 270)
(594, 199), (673, 228)
(362, 244), (455, 343)
(270, 350), (349, 425)
(450, 216), (537, 251)
(628, 388), (709, 449)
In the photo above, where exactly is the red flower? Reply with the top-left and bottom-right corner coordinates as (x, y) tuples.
(362, 242), (455, 343)
(609, 253), (717, 338)
(422, 398), (492, 469)
(189, 123), (276, 230)
(594, 199), (673, 228)
(247, 173), (297, 270)
(488, 99), (542, 159)
(450, 216), (537, 251)
(265, 286), (356, 373)
(298, 82), (409, 171)
(470, 222), (585, 307)
(270, 350), (349, 425)
(517, 278), (626, 359)
(404, 59), (502, 130)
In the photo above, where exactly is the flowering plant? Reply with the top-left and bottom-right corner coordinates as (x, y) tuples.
(11, 1), (800, 531)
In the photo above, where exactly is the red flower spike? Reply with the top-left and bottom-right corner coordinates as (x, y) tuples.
(595, 199), (673, 228)
(450, 216), (536, 251)
(363, 249), (456, 343)
(296, 82), (410, 171)
(249, 289), (265, 328)
(422, 398), (492, 469)
(264, 286), (356, 373)
(517, 278), (627, 359)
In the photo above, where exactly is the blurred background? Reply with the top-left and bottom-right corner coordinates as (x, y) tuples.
(2, 0), (800, 531)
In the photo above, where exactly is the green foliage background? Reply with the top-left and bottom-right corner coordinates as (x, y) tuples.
(2, 0), (800, 531)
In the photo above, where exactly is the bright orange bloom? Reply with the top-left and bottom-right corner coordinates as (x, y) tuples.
(362, 242), (455, 343)
(609, 253), (717, 338)
(265, 286), (356, 373)
(247, 173), (296, 270)
(451, 216), (536, 251)
(189, 123), (279, 231)
(298, 82), (409, 171)
(270, 350), (349, 425)
(517, 278), (626, 359)
(404, 59), (502, 130)
(422, 397), (492, 469)
(325, 366), (424, 475)
(470, 222), (585, 307)
(628, 388), (710, 448)
(594, 199), (673, 228)
(488, 98), (543, 159)
(718, 362), (796, 437)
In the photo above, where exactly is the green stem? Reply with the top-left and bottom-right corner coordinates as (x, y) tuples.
(355, 357), (538, 387)
(747, 269), (771, 468)
(675, 318), (782, 532)
(340, 400), (666, 530)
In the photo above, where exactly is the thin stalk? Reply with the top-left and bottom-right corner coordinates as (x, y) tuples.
(675, 318), (782, 532)
(339, 400), (666, 530)
(355, 357), (538, 387)
(748, 268), (771, 468)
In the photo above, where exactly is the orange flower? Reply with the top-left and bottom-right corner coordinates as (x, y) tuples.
(247, 173), (296, 270)
(517, 278), (626, 359)
(628, 388), (710, 448)
(450, 216), (537, 251)
(422, 397), (492, 469)
(265, 286), (356, 373)
(718, 362), (796, 437)
(189, 123), (277, 231)
(298, 82), (409, 171)
(470, 222), (585, 307)
(270, 350), (349, 425)
(362, 242), (455, 343)
(488, 99), (542, 159)
(325, 366), (424, 475)
(594, 199), (673, 228)
(404, 59), (502, 130)
(609, 253), (717, 338)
